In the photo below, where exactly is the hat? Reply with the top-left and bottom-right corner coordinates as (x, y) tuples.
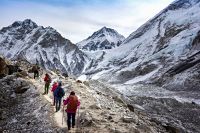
(70, 91), (75, 95)
(58, 81), (62, 86)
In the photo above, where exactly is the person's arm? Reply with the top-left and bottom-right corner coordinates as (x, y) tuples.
(51, 85), (54, 92)
(51, 84), (57, 92)
(63, 97), (69, 105)
(62, 89), (65, 96)
(77, 99), (80, 108)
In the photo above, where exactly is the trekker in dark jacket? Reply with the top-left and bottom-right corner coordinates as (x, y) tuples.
(43, 73), (51, 95)
(63, 91), (80, 130)
(54, 81), (65, 112)
(32, 65), (40, 79)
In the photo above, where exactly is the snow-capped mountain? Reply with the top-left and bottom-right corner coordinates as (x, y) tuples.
(0, 19), (88, 75)
(77, 27), (125, 51)
(1, 0), (200, 89)
(83, 0), (200, 90)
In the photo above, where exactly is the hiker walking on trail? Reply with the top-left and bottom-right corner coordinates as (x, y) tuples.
(63, 91), (80, 130)
(43, 73), (51, 95)
(54, 81), (65, 112)
(51, 81), (58, 106)
(32, 65), (40, 79)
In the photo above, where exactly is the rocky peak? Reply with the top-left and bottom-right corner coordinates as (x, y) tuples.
(22, 19), (38, 28)
(11, 19), (38, 29)
(77, 27), (125, 51)
(166, 0), (200, 11)
(1, 19), (38, 34)
(88, 26), (124, 40)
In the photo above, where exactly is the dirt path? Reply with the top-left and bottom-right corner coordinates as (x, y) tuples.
(30, 73), (106, 132)
(30, 77), (68, 129)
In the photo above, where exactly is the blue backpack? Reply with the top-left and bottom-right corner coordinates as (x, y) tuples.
(57, 87), (65, 98)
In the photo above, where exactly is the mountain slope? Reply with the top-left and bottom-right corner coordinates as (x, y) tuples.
(0, 19), (89, 76)
(83, 0), (200, 88)
(77, 27), (125, 51)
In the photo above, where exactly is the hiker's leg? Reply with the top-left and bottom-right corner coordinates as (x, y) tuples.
(72, 113), (76, 128)
(36, 71), (39, 78)
(55, 98), (58, 111)
(44, 83), (47, 94)
(53, 96), (55, 106)
(34, 72), (36, 79)
(58, 98), (61, 110)
(67, 113), (72, 130)
(46, 83), (50, 94)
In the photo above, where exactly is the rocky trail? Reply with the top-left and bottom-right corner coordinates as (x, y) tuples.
(29, 71), (170, 133)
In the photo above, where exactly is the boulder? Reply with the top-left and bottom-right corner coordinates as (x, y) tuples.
(163, 125), (182, 133)
(80, 112), (96, 127)
(121, 115), (138, 123)
(89, 104), (101, 110)
(0, 110), (8, 120)
(112, 96), (126, 105)
(7, 65), (20, 75)
(107, 115), (113, 120)
(136, 124), (154, 133)
(62, 73), (68, 78)
(14, 86), (29, 94)
(109, 127), (125, 133)
(83, 81), (90, 87)
(16, 71), (29, 78)
(28, 68), (33, 73)
(76, 80), (82, 83)
(127, 104), (135, 112)
(0, 57), (9, 78)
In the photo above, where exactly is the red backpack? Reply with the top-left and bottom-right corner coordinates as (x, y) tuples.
(44, 75), (51, 83)
(67, 95), (78, 112)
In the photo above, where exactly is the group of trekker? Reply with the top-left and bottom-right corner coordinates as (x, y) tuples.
(43, 73), (80, 131)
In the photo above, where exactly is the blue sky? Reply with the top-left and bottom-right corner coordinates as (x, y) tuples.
(0, 0), (174, 43)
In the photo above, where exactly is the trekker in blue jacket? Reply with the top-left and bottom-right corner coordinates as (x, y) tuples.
(54, 81), (65, 112)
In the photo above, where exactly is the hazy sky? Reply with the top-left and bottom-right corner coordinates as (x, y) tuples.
(0, 0), (174, 43)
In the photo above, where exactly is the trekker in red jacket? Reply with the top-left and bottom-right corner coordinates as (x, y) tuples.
(43, 73), (51, 95)
(51, 81), (58, 106)
(63, 91), (80, 130)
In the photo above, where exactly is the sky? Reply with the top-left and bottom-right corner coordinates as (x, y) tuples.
(0, 0), (174, 43)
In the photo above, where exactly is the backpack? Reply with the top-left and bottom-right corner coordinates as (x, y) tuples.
(32, 66), (37, 72)
(47, 76), (52, 83)
(67, 95), (78, 111)
(57, 87), (65, 98)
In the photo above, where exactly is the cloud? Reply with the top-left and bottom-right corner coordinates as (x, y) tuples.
(0, 0), (174, 43)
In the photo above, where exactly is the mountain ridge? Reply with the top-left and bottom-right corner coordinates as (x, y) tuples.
(0, 19), (88, 76)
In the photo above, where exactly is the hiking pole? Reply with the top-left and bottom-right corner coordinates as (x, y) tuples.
(62, 101), (64, 125)
(77, 107), (80, 129)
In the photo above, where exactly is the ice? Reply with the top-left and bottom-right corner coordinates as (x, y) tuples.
(124, 66), (161, 84)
